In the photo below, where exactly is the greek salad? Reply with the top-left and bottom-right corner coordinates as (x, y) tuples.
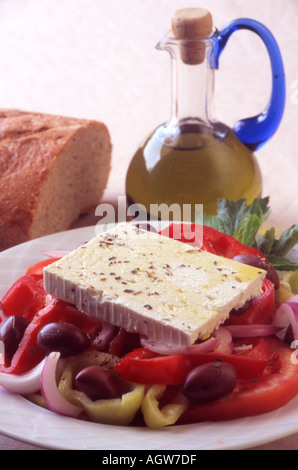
(0, 197), (297, 429)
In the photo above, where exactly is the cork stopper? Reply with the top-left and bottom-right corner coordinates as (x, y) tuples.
(171, 8), (213, 65)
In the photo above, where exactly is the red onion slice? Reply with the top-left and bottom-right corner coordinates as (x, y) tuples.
(42, 242), (88, 259)
(213, 327), (234, 354)
(41, 352), (82, 418)
(140, 335), (219, 355)
(0, 358), (45, 394)
(287, 302), (298, 316)
(92, 322), (119, 351)
(225, 324), (281, 338)
(41, 249), (71, 258)
(272, 296), (298, 342)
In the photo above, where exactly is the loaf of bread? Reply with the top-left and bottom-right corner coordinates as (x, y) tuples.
(0, 109), (112, 251)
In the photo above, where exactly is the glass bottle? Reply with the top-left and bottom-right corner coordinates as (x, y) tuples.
(125, 13), (285, 221)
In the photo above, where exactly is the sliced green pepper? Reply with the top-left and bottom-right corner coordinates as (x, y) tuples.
(58, 350), (145, 426)
(141, 384), (189, 429)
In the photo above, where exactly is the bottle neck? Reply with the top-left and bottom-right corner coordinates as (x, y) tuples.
(156, 34), (227, 146)
(170, 47), (214, 132)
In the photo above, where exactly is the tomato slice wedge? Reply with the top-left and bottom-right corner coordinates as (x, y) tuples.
(179, 337), (298, 423)
(26, 258), (62, 277)
(224, 278), (275, 326)
(1, 275), (48, 322)
(108, 328), (141, 357)
(114, 347), (268, 385)
(0, 299), (103, 374)
(159, 223), (266, 260)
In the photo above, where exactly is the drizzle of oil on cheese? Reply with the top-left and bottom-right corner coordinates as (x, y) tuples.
(44, 223), (265, 347)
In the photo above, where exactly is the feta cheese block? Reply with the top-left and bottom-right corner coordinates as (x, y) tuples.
(43, 223), (266, 347)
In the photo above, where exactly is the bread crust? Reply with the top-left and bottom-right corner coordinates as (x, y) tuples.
(0, 109), (112, 251)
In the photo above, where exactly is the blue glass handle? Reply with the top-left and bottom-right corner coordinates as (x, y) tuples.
(214, 18), (286, 151)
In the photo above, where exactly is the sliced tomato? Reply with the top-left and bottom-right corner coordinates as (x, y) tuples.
(114, 347), (268, 385)
(200, 225), (267, 260)
(26, 258), (62, 277)
(159, 223), (266, 260)
(1, 275), (48, 322)
(0, 299), (102, 374)
(179, 337), (298, 423)
(108, 328), (141, 357)
(225, 278), (275, 326)
(159, 223), (215, 253)
(114, 348), (188, 385)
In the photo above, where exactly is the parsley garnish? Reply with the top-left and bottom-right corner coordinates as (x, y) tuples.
(199, 197), (298, 271)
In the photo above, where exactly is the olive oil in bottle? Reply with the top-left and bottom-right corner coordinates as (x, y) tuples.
(126, 8), (285, 221)
(126, 123), (262, 220)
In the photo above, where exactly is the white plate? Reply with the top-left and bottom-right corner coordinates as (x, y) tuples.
(0, 225), (298, 450)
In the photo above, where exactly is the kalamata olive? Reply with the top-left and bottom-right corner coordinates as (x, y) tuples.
(0, 315), (30, 358)
(233, 254), (279, 289)
(233, 253), (264, 269)
(265, 264), (280, 289)
(75, 365), (123, 400)
(230, 299), (252, 316)
(37, 322), (91, 357)
(182, 361), (237, 403)
(284, 324), (295, 346)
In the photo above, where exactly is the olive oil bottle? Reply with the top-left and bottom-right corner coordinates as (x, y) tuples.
(126, 124), (262, 220)
(126, 8), (285, 221)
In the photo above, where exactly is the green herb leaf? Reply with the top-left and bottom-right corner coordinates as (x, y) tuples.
(201, 197), (298, 270)
(233, 213), (262, 247)
(216, 199), (247, 235)
(203, 213), (231, 234)
(248, 196), (271, 222)
(271, 224), (298, 257)
(257, 227), (276, 257)
(267, 255), (298, 271)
